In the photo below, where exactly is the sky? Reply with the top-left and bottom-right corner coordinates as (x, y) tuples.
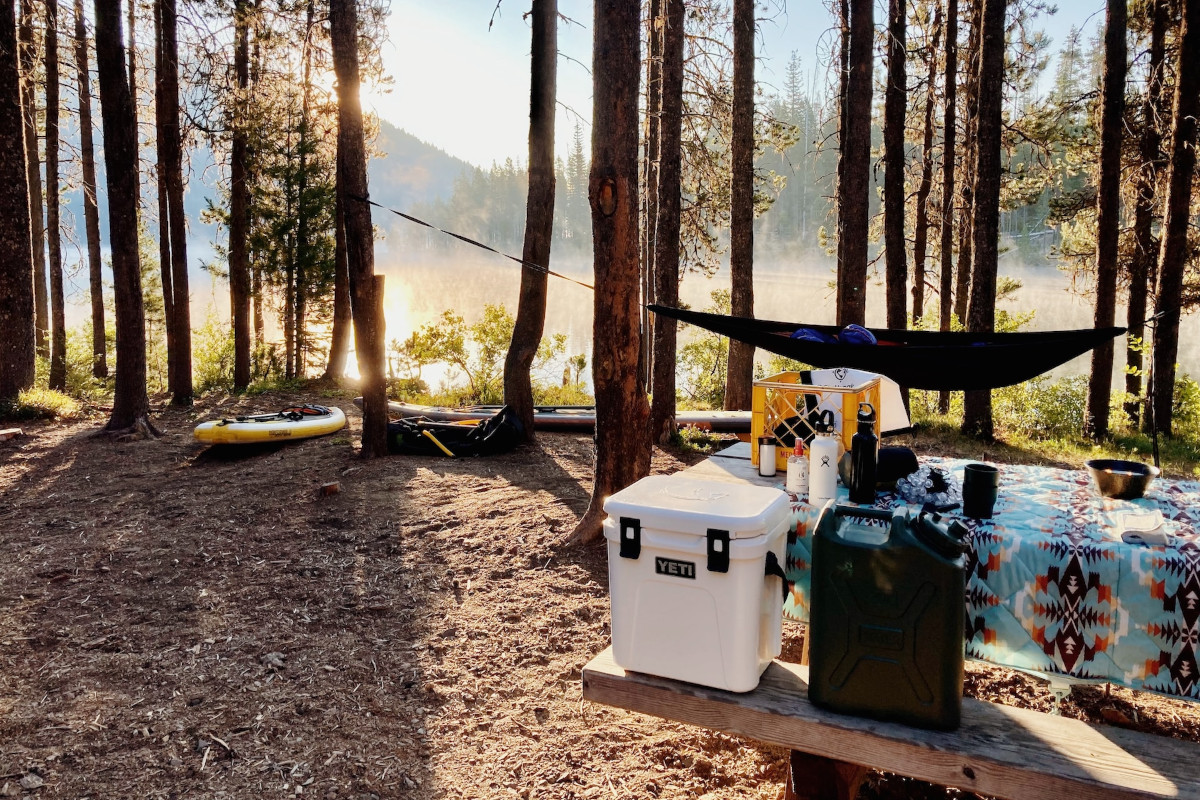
(368, 0), (1104, 170)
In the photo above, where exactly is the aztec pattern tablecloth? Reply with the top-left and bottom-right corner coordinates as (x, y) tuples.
(781, 458), (1200, 701)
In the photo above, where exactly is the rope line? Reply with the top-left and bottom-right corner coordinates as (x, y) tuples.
(347, 194), (595, 291)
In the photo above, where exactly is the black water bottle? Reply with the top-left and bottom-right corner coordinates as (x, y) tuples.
(848, 402), (878, 504)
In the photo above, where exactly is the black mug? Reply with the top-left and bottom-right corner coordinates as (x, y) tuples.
(962, 463), (1000, 519)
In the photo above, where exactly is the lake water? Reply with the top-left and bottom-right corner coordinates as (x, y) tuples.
(372, 246), (1200, 390)
(62, 243), (1200, 390)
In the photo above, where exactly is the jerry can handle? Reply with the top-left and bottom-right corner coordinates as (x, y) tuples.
(764, 551), (790, 602)
(832, 504), (894, 522)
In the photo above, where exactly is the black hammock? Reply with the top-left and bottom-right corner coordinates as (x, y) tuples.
(648, 304), (1126, 391)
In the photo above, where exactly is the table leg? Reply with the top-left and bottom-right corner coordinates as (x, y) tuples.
(784, 750), (868, 800)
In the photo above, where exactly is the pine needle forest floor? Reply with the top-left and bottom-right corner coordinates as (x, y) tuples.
(2, 387), (1199, 800)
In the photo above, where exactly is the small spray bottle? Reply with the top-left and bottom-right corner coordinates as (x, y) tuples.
(786, 438), (808, 497)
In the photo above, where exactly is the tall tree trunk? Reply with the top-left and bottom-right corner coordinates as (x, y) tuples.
(95, 0), (151, 432)
(283, 125), (295, 379)
(323, 156), (351, 381)
(1084, 0), (1127, 440)
(249, 0), (263, 361)
(954, 0), (980, 326)
(937, 0), (957, 414)
(835, 0), (849, 278)
(912, 5), (942, 321)
(1151, 0), (1200, 437)
(229, 0), (251, 389)
(158, 0), (189, 403)
(650, 0), (684, 442)
(74, 0), (105, 379)
(294, 0), (315, 379)
(725, 0), (755, 410)
(1127, 0), (1164, 427)
(882, 0), (908, 330)
(502, 0), (556, 441)
(152, 0), (176, 393)
(125, 0), (139, 216)
(962, 0), (1005, 440)
(640, 0), (661, 390)
(0, 0), (35, 404)
(330, 0), (387, 457)
(19, 0), (46, 360)
(45, 0), (66, 391)
(569, 0), (649, 544)
(838, 0), (873, 325)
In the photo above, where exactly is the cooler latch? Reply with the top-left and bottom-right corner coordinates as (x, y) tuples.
(707, 528), (730, 573)
(619, 517), (641, 559)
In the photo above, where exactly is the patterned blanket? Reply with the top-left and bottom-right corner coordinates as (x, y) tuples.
(783, 458), (1200, 701)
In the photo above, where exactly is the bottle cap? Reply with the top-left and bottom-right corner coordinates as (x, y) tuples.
(794, 440), (803, 456)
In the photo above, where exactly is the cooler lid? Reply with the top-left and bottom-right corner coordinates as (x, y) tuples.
(602, 474), (791, 540)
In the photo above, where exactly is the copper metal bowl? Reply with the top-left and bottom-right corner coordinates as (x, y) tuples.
(1085, 459), (1160, 500)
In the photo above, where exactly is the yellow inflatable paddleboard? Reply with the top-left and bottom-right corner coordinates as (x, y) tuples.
(194, 404), (347, 445)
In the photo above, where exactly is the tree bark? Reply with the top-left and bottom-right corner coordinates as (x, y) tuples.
(330, 0), (387, 458)
(725, 0), (755, 410)
(152, 0), (176, 394)
(912, 5), (942, 321)
(45, 0), (66, 391)
(0, 0), (35, 404)
(19, 0), (46, 360)
(125, 0), (139, 216)
(323, 156), (351, 381)
(1127, 0), (1164, 427)
(1151, 0), (1200, 437)
(503, 0), (557, 441)
(1084, 0), (1127, 440)
(882, 0), (908, 331)
(158, 0), (190, 403)
(954, 0), (980, 326)
(650, 0), (684, 442)
(962, 0), (1005, 440)
(641, 0), (661, 390)
(837, 0), (873, 325)
(835, 0), (849, 280)
(293, 0), (315, 379)
(937, 0), (957, 414)
(230, 0), (251, 389)
(569, 0), (650, 545)
(95, 0), (151, 432)
(74, 0), (105, 379)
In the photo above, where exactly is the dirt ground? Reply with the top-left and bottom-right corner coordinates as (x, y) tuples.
(2, 387), (1199, 800)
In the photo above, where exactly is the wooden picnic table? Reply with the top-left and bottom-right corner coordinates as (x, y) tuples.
(582, 646), (1200, 799)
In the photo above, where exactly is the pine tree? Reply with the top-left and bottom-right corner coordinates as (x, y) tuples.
(0, 0), (34, 404)
(569, 0), (649, 544)
(95, 0), (152, 434)
(725, 0), (755, 410)
(1083, 0), (1127, 439)
(74, 0), (105, 379)
(503, 0), (557, 440)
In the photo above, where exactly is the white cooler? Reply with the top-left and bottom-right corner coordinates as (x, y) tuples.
(602, 474), (792, 692)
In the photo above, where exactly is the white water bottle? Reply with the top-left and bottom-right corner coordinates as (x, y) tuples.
(786, 440), (808, 496)
(809, 413), (839, 508)
(758, 435), (778, 477)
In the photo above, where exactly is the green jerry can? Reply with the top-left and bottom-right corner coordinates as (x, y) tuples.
(808, 503), (969, 730)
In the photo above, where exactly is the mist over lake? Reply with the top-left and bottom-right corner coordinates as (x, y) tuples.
(370, 243), (1200, 392)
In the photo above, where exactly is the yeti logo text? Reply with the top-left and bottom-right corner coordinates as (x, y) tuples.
(655, 557), (696, 579)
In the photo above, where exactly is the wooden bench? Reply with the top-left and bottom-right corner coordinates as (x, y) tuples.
(582, 647), (1200, 800)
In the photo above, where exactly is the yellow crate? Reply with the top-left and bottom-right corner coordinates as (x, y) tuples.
(751, 371), (882, 472)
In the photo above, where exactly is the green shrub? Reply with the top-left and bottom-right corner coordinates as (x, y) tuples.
(1, 387), (81, 420)
(676, 290), (731, 410)
(192, 314), (236, 394)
